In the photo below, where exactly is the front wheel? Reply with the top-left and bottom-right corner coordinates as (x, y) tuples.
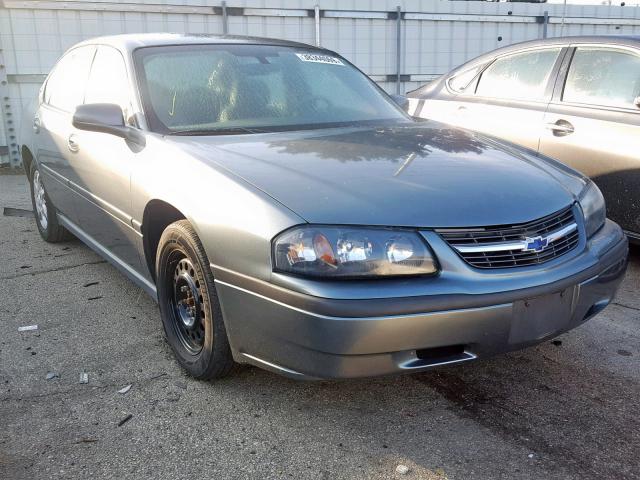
(156, 220), (235, 379)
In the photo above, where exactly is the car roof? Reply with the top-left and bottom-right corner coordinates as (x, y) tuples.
(407, 35), (640, 97)
(73, 32), (315, 52)
(486, 34), (639, 54)
(456, 35), (640, 69)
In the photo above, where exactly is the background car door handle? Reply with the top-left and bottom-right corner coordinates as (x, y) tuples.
(545, 121), (574, 136)
(67, 134), (80, 152)
(32, 116), (41, 133)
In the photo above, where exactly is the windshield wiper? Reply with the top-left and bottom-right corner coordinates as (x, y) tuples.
(168, 126), (269, 136)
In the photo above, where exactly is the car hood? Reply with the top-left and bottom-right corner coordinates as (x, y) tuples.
(169, 123), (583, 228)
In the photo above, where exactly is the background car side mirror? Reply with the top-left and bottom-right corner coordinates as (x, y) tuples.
(390, 94), (409, 111)
(73, 103), (145, 146)
(634, 96), (640, 109)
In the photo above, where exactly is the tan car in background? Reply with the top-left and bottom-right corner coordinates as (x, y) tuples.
(408, 36), (640, 242)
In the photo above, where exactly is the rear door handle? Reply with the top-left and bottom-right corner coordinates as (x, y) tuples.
(545, 121), (574, 136)
(67, 133), (80, 153)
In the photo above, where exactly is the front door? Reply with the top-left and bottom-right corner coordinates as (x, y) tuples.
(71, 45), (144, 272)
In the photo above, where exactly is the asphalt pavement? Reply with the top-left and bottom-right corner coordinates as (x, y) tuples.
(1, 173), (638, 480)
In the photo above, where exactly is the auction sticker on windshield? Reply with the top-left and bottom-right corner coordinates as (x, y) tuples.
(295, 53), (344, 65)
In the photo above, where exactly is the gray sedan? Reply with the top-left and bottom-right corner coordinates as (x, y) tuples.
(20, 34), (628, 380)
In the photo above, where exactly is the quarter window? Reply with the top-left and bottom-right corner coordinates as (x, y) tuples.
(44, 46), (95, 112)
(563, 47), (640, 110)
(475, 48), (561, 101)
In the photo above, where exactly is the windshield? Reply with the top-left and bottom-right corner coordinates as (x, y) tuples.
(134, 44), (409, 134)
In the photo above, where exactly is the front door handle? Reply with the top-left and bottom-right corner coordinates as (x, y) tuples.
(545, 120), (574, 136)
(67, 134), (80, 153)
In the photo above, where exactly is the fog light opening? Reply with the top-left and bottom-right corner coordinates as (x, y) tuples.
(399, 344), (476, 370)
(416, 344), (467, 361)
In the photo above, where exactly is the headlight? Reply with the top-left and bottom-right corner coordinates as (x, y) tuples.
(579, 181), (606, 237)
(273, 226), (438, 278)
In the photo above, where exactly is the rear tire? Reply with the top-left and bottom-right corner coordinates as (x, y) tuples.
(156, 220), (235, 379)
(29, 163), (72, 243)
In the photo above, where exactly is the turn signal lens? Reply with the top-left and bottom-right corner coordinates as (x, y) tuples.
(274, 226), (438, 279)
(313, 233), (338, 268)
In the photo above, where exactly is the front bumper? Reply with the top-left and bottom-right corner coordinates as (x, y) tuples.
(214, 220), (628, 379)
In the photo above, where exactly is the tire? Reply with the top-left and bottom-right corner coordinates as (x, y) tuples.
(156, 220), (235, 379)
(29, 163), (72, 243)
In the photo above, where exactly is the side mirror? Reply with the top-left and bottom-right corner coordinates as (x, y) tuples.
(390, 94), (409, 110)
(73, 103), (144, 145)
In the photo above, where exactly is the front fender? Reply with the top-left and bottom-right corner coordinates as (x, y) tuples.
(132, 134), (305, 282)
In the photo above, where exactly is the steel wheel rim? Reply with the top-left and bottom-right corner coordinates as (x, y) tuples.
(33, 170), (48, 230)
(167, 252), (206, 355)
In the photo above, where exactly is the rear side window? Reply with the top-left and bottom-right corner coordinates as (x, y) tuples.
(84, 46), (132, 119)
(563, 47), (640, 110)
(475, 48), (561, 101)
(44, 46), (95, 112)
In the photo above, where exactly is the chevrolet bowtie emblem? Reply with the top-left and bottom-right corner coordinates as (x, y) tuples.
(523, 235), (549, 253)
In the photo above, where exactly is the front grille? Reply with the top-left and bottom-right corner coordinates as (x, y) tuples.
(437, 205), (580, 269)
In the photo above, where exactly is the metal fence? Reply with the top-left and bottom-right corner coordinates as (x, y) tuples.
(2, 0), (640, 167)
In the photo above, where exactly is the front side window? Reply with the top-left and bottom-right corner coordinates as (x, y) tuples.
(84, 45), (131, 119)
(475, 48), (561, 101)
(563, 47), (640, 110)
(134, 44), (409, 134)
(44, 45), (96, 112)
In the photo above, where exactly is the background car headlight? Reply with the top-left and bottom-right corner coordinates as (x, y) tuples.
(579, 181), (606, 238)
(273, 226), (438, 278)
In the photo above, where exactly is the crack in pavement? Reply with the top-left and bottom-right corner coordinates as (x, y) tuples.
(612, 301), (640, 312)
(1, 373), (170, 402)
(1, 260), (107, 280)
(0, 387), (106, 402)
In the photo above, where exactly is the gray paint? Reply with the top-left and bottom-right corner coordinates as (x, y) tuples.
(173, 123), (586, 228)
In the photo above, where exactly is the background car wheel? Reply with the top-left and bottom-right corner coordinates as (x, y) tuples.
(156, 220), (235, 379)
(29, 163), (72, 243)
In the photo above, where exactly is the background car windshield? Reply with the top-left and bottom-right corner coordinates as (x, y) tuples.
(135, 44), (408, 133)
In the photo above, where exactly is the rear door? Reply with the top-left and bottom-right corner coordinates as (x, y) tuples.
(539, 45), (640, 235)
(35, 45), (95, 222)
(449, 47), (565, 151)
